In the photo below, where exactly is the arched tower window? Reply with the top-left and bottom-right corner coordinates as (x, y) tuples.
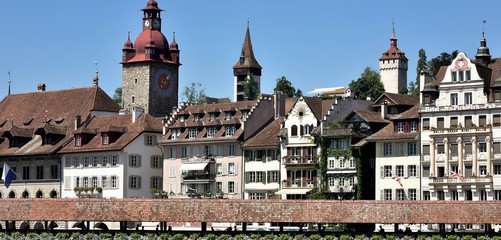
(50, 190), (57, 198)
(22, 190), (29, 198)
(36, 190), (43, 198)
(8, 191), (15, 198)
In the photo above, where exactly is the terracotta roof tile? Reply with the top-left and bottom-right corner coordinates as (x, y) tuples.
(243, 117), (283, 147)
(368, 105), (419, 141)
(352, 111), (389, 123)
(373, 92), (418, 106)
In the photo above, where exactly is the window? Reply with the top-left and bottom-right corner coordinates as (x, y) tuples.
(256, 172), (263, 182)
(151, 176), (161, 189)
(23, 166), (30, 180)
(452, 71), (457, 82)
(169, 147), (177, 159)
(225, 112), (232, 120)
(384, 189), (392, 200)
(396, 189), (405, 200)
(75, 135), (82, 147)
(465, 116), (473, 127)
(495, 90), (501, 102)
(349, 158), (355, 168)
(36, 166), (44, 179)
(437, 117), (444, 129)
(410, 122), (417, 132)
(129, 176), (141, 189)
(423, 191), (430, 200)
(291, 125), (298, 136)
(423, 145), (430, 155)
(397, 122), (404, 132)
(225, 126), (236, 136)
(494, 115), (501, 127)
(465, 92), (473, 105)
(50, 165), (58, 179)
(216, 163), (223, 175)
(242, 111), (249, 119)
(73, 157), (80, 168)
(151, 155), (162, 168)
(495, 165), (501, 175)
(84, 157), (90, 167)
(451, 190), (459, 201)
(408, 189), (417, 200)
(423, 118), (430, 130)
(479, 142), (487, 153)
(171, 129), (180, 139)
(268, 171), (279, 183)
(304, 125), (312, 135)
(396, 165), (404, 177)
(83, 177), (89, 187)
(435, 144), (445, 155)
(129, 155), (141, 167)
(249, 192), (266, 199)
(450, 143), (458, 157)
(65, 158), (71, 168)
(111, 176), (118, 188)
(92, 176), (98, 188)
(395, 143), (405, 156)
(93, 156), (99, 167)
(229, 145), (236, 156)
(228, 181), (236, 194)
(101, 176), (108, 189)
(339, 157), (345, 168)
(479, 115), (487, 127)
(194, 114), (200, 121)
(408, 165), (417, 177)
(328, 157), (335, 169)
(145, 135), (155, 146)
(494, 142), (501, 155)
(207, 127), (217, 138)
(480, 165), (487, 175)
(188, 128), (198, 139)
(464, 142), (472, 155)
(384, 165), (392, 177)
(102, 156), (108, 167)
(209, 113), (216, 121)
(450, 93), (458, 106)
(383, 143), (392, 156)
(111, 155), (118, 166)
(229, 163), (236, 175)
(408, 142), (417, 155)
(102, 133), (109, 145)
(169, 165), (176, 177)
(181, 147), (189, 158)
(450, 117), (458, 128)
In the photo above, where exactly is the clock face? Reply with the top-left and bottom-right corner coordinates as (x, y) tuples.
(153, 19), (160, 29)
(155, 69), (173, 95)
(144, 20), (150, 28)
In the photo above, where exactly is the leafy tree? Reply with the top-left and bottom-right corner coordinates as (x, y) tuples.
(242, 74), (260, 100)
(113, 87), (122, 105)
(274, 76), (296, 97)
(295, 89), (303, 97)
(348, 67), (385, 100)
(428, 50), (458, 77)
(409, 49), (428, 96)
(182, 82), (206, 105)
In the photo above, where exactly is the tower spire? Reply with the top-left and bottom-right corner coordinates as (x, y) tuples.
(8, 71), (11, 95)
(93, 61), (99, 86)
(476, 20), (491, 65)
(392, 20), (396, 39)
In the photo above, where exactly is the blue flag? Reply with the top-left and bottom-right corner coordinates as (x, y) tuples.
(1, 163), (15, 188)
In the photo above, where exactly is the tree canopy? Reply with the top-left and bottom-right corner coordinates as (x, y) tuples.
(113, 87), (122, 106)
(408, 48), (428, 96)
(348, 67), (385, 100)
(242, 74), (260, 100)
(428, 50), (458, 77)
(274, 76), (301, 97)
(181, 82), (206, 105)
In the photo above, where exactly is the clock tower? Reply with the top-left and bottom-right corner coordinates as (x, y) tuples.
(121, 0), (180, 118)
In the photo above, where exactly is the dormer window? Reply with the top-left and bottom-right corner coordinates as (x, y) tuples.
(102, 133), (109, 145)
(225, 126), (236, 136)
(410, 122), (417, 132)
(194, 114), (200, 121)
(397, 122), (404, 133)
(180, 116), (185, 123)
(75, 134), (82, 147)
(207, 127), (217, 138)
(242, 111), (249, 119)
(225, 112), (232, 120)
(209, 113), (216, 121)
(495, 90), (501, 102)
(171, 129), (180, 139)
(188, 128), (199, 139)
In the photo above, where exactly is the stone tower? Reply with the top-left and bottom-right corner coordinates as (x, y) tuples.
(233, 24), (262, 102)
(379, 23), (408, 94)
(121, 0), (180, 117)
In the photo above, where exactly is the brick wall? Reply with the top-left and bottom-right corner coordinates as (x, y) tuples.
(0, 199), (500, 224)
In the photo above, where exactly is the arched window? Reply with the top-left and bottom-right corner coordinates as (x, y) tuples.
(8, 191), (15, 198)
(36, 190), (43, 198)
(22, 190), (29, 198)
(50, 190), (57, 198)
(291, 125), (298, 136)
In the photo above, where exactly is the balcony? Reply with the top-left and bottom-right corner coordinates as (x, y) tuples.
(429, 176), (492, 185)
(282, 177), (318, 188)
(182, 172), (215, 182)
(430, 127), (491, 136)
(282, 156), (319, 165)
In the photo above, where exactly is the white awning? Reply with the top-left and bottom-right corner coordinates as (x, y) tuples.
(275, 188), (311, 195)
(180, 162), (208, 171)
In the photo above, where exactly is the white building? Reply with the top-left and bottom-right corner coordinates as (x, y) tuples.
(379, 23), (408, 94)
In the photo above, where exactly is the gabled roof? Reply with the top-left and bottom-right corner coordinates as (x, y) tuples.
(0, 86), (119, 156)
(345, 110), (389, 124)
(59, 113), (162, 154)
(302, 97), (323, 121)
(243, 117), (283, 148)
(367, 104), (420, 141)
(372, 92), (418, 107)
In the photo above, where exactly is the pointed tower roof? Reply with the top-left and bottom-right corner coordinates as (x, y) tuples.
(233, 24), (262, 70)
(379, 22), (407, 61)
(475, 21), (491, 65)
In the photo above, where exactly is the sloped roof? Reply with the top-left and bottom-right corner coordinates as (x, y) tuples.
(348, 111), (389, 124)
(367, 104), (419, 141)
(0, 86), (119, 156)
(59, 113), (162, 153)
(373, 92), (418, 107)
(302, 97), (323, 121)
(233, 26), (262, 70)
(243, 117), (283, 148)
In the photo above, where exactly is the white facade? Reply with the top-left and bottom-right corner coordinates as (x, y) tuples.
(243, 148), (281, 199)
(380, 58), (408, 94)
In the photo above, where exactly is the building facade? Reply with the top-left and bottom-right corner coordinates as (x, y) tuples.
(379, 24), (408, 94)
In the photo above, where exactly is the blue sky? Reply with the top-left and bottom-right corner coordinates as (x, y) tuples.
(1, 1), (501, 102)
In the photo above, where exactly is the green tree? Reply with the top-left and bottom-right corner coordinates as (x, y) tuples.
(274, 76), (296, 97)
(295, 89), (303, 97)
(348, 67), (385, 100)
(113, 87), (122, 105)
(408, 49), (428, 96)
(182, 82), (206, 105)
(242, 74), (260, 100)
(428, 50), (458, 77)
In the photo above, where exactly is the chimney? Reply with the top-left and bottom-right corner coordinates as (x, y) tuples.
(132, 107), (144, 123)
(38, 83), (46, 92)
(74, 115), (81, 130)
(274, 91), (286, 118)
(381, 100), (388, 119)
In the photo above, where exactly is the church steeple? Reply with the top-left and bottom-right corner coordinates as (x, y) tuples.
(233, 22), (262, 102)
(475, 21), (491, 66)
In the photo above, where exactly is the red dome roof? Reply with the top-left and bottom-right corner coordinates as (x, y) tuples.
(126, 29), (171, 62)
